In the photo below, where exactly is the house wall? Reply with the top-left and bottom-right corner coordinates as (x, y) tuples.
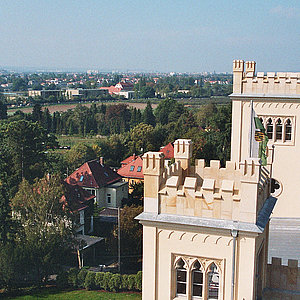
(231, 60), (300, 218)
(142, 223), (260, 300)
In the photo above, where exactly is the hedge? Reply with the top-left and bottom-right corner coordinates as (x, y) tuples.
(57, 269), (142, 292)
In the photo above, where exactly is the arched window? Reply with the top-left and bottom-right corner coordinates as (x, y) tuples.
(192, 261), (203, 298)
(266, 118), (273, 140)
(276, 119), (283, 141)
(285, 119), (292, 141)
(259, 117), (264, 127)
(207, 263), (219, 300)
(175, 258), (187, 296)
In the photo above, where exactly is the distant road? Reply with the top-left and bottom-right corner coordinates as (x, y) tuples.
(8, 101), (158, 114)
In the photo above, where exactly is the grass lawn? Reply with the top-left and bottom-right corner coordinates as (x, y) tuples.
(7, 289), (142, 300)
(57, 135), (101, 147)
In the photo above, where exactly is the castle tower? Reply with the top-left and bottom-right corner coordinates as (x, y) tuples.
(137, 139), (275, 300)
(230, 59), (300, 218)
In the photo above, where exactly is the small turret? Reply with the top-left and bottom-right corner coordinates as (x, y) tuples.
(233, 59), (244, 94)
(174, 139), (193, 173)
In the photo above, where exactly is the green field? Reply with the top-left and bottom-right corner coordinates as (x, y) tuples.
(57, 135), (101, 148)
(7, 289), (142, 300)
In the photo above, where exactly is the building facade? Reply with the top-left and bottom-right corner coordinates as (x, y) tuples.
(137, 139), (275, 299)
(230, 60), (300, 218)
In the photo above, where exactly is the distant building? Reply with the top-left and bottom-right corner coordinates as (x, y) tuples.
(28, 89), (63, 98)
(100, 82), (135, 99)
(65, 157), (128, 208)
(117, 155), (143, 192)
(64, 88), (108, 100)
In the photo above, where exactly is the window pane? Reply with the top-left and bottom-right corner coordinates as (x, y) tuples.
(285, 119), (292, 141)
(193, 270), (203, 284)
(193, 284), (203, 297)
(267, 119), (273, 140)
(276, 119), (282, 140)
(177, 269), (186, 282)
(208, 264), (219, 300)
(177, 282), (186, 294)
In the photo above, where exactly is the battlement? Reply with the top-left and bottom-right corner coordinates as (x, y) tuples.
(232, 59), (300, 96)
(143, 139), (270, 224)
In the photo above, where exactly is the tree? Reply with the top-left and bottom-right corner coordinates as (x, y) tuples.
(0, 120), (54, 195)
(32, 104), (43, 123)
(11, 174), (75, 284)
(128, 123), (155, 154)
(66, 142), (98, 171)
(111, 205), (143, 272)
(0, 96), (7, 120)
(142, 101), (156, 127)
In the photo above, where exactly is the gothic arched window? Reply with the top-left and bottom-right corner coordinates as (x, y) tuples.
(266, 118), (273, 140)
(175, 258), (187, 296)
(285, 119), (292, 141)
(276, 119), (283, 141)
(207, 263), (219, 299)
(192, 260), (203, 298)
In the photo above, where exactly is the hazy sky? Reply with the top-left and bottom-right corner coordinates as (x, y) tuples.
(1, 0), (300, 72)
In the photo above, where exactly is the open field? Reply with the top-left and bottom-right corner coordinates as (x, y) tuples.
(6, 289), (142, 300)
(7, 101), (158, 115)
(7, 97), (230, 115)
(57, 135), (101, 148)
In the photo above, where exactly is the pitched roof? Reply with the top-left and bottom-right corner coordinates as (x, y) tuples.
(65, 159), (122, 188)
(159, 142), (174, 159)
(121, 154), (138, 166)
(117, 156), (144, 179)
(61, 182), (95, 213)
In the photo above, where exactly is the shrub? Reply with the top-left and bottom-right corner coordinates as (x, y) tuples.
(56, 271), (69, 289)
(109, 274), (122, 292)
(84, 271), (96, 290)
(102, 272), (112, 291)
(121, 274), (129, 290)
(128, 274), (136, 291)
(67, 268), (79, 288)
(77, 268), (88, 288)
(136, 271), (142, 291)
(95, 272), (104, 289)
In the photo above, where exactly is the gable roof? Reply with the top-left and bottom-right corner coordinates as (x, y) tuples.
(61, 182), (95, 213)
(65, 159), (122, 189)
(121, 154), (138, 166)
(159, 142), (174, 159)
(117, 156), (144, 179)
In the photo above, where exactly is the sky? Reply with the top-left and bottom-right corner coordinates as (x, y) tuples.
(0, 0), (300, 73)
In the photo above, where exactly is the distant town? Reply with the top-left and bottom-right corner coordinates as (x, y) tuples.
(0, 69), (232, 109)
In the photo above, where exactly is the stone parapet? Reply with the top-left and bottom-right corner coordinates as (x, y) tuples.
(143, 139), (270, 223)
(232, 59), (300, 95)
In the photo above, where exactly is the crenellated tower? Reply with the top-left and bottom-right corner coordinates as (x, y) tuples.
(138, 139), (275, 300)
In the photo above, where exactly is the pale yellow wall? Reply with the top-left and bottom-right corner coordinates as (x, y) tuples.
(230, 59), (300, 217)
(141, 223), (259, 300)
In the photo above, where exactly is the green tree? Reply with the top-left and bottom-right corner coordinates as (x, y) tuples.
(142, 101), (156, 127)
(0, 96), (7, 120)
(11, 174), (75, 284)
(128, 123), (154, 154)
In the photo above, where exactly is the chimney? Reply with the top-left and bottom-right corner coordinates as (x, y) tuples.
(99, 157), (104, 166)
(133, 153), (136, 160)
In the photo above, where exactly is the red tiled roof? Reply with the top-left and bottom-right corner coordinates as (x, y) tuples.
(61, 182), (95, 213)
(121, 154), (137, 166)
(65, 159), (122, 188)
(117, 156), (143, 179)
(159, 142), (174, 159)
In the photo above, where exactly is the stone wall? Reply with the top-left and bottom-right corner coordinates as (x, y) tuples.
(263, 257), (300, 299)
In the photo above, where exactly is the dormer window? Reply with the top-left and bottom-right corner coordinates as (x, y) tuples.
(130, 166), (135, 172)
(137, 166), (142, 172)
(79, 175), (84, 182)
